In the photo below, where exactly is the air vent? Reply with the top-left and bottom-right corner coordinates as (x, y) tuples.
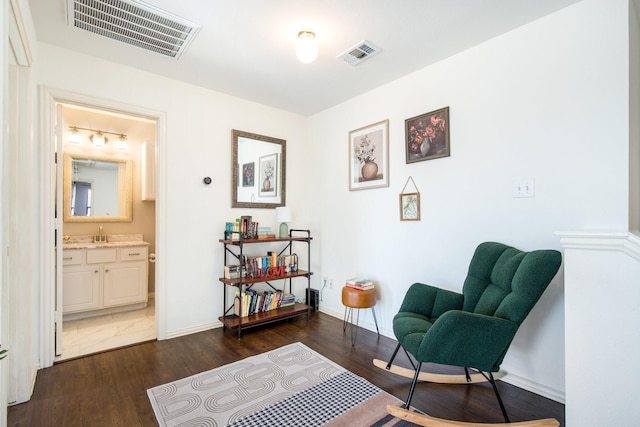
(66, 0), (201, 59)
(337, 40), (382, 65)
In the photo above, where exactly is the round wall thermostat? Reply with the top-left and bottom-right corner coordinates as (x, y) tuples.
(203, 177), (212, 185)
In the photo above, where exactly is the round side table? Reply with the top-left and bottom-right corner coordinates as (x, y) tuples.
(342, 286), (380, 345)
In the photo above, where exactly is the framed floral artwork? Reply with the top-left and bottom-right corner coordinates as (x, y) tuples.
(258, 153), (278, 197)
(348, 119), (389, 191)
(400, 193), (420, 221)
(405, 106), (450, 163)
(242, 162), (255, 187)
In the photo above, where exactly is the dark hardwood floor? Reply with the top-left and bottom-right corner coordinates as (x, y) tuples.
(8, 312), (564, 426)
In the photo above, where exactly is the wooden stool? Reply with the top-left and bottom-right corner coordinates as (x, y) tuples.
(342, 286), (380, 345)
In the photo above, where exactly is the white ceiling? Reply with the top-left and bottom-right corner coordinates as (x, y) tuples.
(28, 0), (581, 116)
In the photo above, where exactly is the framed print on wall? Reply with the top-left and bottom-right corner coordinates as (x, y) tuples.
(405, 106), (450, 163)
(400, 193), (420, 221)
(242, 162), (255, 187)
(258, 153), (278, 197)
(349, 119), (389, 191)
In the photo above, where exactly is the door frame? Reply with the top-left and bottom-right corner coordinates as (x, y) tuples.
(39, 87), (167, 368)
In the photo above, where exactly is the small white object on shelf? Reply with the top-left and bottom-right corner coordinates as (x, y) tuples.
(275, 206), (292, 238)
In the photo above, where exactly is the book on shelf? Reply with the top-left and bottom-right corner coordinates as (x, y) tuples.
(233, 290), (297, 317)
(224, 265), (247, 279)
(244, 254), (298, 278)
(257, 227), (276, 239)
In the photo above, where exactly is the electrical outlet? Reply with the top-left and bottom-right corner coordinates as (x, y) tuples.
(328, 279), (334, 289)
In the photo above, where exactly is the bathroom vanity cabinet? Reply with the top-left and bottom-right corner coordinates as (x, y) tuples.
(62, 245), (149, 319)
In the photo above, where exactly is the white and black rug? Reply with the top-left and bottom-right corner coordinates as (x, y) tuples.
(147, 342), (414, 426)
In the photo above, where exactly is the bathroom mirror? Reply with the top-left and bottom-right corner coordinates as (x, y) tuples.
(232, 130), (286, 209)
(63, 152), (133, 222)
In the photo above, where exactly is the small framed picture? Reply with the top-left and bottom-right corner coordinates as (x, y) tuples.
(400, 193), (420, 221)
(405, 107), (450, 163)
(242, 162), (254, 187)
(349, 119), (389, 191)
(258, 153), (278, 197)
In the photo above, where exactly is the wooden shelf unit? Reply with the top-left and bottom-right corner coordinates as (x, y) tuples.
(218, 229), (312, 337)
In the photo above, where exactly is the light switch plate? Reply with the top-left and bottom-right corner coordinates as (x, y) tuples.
(513, 179), (535, 198)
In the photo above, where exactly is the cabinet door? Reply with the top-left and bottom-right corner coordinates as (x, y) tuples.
(63, 265), (101, 313)
(103, 261), (148, 307)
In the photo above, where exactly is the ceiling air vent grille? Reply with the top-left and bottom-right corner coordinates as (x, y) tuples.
(337, 40), (381, 65)
(66, 0), (201, 59)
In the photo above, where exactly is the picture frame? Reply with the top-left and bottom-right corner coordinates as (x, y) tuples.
(242, 162), (255, 187)
(349, 119), (389, 191)
(405, 106), (450, 163)
(258, 153), (278, 197)
(400, 192), (420, 221)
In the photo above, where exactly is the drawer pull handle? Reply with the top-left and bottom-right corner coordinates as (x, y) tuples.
(63, 257), (73, 261)
(128, 252), (140, 256)
(94, 270), (99, 273)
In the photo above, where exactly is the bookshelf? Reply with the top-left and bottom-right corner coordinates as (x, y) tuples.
(219, 229), (312, 337)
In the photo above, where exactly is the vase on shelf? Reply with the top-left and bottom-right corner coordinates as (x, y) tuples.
(361, 161), (378, 180)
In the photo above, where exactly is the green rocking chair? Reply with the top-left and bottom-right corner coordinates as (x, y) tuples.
(374, 242), (562, 427)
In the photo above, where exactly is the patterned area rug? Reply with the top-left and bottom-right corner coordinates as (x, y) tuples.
(147, 342), (415, 426)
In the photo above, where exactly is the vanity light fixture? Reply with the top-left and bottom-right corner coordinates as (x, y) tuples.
(68, 126), (81, 144)
(296, 30), (318, 64)
(91, 131), (107, 147)
(68, 126), (129, 149)
(116, 134), (128, 150)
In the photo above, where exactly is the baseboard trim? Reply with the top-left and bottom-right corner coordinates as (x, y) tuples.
(164, 321), (222, 339)
(502, 372), (565, 404)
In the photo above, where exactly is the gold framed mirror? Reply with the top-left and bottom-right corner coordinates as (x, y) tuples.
(232, 130), (286, 209)
(63, 152), (133, 222)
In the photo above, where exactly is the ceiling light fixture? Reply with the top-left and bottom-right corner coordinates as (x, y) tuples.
(68, 126), (129, 149)
(296, 30), (318, 64)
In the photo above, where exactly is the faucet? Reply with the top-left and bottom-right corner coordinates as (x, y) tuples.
(95, 226), (107, 243)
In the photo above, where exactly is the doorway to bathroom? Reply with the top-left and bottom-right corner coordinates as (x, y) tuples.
(53, 101), (159, 362)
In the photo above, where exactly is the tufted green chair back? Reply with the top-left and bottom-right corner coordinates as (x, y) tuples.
(462, 242), (562, 324)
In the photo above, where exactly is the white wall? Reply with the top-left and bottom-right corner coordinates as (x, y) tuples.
(35, 44), (310, 336)
(307, 0), (630, 401)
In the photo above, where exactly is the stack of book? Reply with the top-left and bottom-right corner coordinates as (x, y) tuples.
(258, 227), (276, 239)
(224, 264), (247, 279)
(279, 293), (296, 308)
(345, 278), (375, 290)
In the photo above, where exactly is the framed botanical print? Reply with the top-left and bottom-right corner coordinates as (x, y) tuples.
(349, 119), (389, 191)
(405, 107), (450, 163)
(258, 153), (278, 197)
(400, 193), (420, 221)
(242, 162), (254, 187)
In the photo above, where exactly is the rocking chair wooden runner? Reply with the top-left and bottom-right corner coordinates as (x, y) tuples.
(374, 242), (562, 427)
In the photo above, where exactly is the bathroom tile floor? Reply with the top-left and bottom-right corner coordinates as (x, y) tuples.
(55, 299), (156, 362)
